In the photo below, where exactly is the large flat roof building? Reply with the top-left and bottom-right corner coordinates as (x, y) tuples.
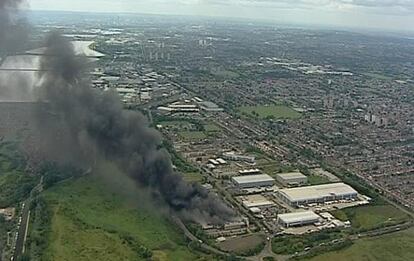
(223, 152), (255, 163)
(278, 183), (358, 207)
(240, 194), (275, 209)
(277, 211), (321, 228)
(232, 174), (275, 189)
(198, 101), (224, 112)
(276, 172), (307, 187)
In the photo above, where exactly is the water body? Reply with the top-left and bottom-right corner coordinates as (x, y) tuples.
(0, 41), (104, 102)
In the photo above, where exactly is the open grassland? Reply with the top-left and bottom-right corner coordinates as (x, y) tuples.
(239, 105), (301, 119)
(331, 204), (411, 231)
(38, 176), (209, 261)
(272, 230), (344, 255)
(307, 227), (414, 261)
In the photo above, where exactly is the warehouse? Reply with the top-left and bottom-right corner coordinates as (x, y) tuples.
(198, 101), (224, 112)
(276, 172), (307, 187)
(278, 183), (358, 207)
(240, 194), (275, 209)
(232, 174), (275, 188)
(222, 152), (255, 163)
(277, 211), (321, 228)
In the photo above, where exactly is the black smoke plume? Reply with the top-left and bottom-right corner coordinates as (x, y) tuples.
(0, 0), (32, 101)
(35, 32), (235, 224)
(0, 0), (28, 53)
(0, 0), (235, 224)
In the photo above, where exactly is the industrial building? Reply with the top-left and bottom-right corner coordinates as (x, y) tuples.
(278, 183), (358, 207)
(276, 172), (307, 187)
(240, 194), (275, 209)
(277, 211), (321, 228)
(239, 169), (261, 175)
(198, 101), (224, 112)
(223, 152), (255, 163)
(232, 174), (275, 189)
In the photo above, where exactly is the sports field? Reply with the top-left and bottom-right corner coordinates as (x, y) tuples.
(239, 105), (301, 119)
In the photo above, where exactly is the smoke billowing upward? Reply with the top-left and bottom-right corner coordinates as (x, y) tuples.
(35, 33), (235, 224)
(0, 0), (235, 224)
(0, 0), (32, 101)
(0, 0), (28, 53)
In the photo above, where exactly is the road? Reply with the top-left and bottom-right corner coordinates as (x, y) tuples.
(12, 202), (30, 261)
(171, 215), (230, 256)
(12, 176), (43, 260)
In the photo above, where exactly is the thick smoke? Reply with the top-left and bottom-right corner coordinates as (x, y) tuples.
(0, 0), (32, 101)
(35, 32), (235, 224)
(0, 0), (235, 224)
(0, 0), (29, 54)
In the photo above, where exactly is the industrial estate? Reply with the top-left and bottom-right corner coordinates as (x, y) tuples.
(0, 8), (414, 261)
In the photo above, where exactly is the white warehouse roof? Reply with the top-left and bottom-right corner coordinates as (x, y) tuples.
(232, 174), (275, 184)
(277, 172), (307, 180)
(278, 211), (320, 224)
(279, 183), (357, 202)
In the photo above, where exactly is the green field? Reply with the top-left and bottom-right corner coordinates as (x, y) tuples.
(308, 227), (414, 261)
(204, 122), (221, 132)
(272, 230), (344, 255)
(181, 172), (204, 183)
(178, 131), (207, 141)
(0, 141), (37, 208)
(331, 205), (411, 231)
(31, 176), (209, 261)
(307, 175), (331, 185)
(239, 105), (301, 120)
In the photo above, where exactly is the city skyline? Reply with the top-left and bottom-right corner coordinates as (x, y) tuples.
(28, 0), (414, 32)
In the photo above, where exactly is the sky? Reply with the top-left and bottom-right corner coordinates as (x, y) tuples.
(28, 0), (414, 32)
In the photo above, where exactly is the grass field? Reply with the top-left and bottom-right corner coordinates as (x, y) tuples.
(38, 176), (208, 261)
(308, 227), (414, 261)
(308, 175), (331, 185)
(272, 230), (344, 255)
(331, 204), (411, 231)
(181, 172), (204, 183)
(178, 131), (207, 141)
(204, 122), (221, 132)
(0, 141), (37, 208)
(239, 105), (301, 120)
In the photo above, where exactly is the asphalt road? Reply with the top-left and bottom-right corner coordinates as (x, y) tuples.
(12, 176), (43, 260)
(12, 201), (29, 261)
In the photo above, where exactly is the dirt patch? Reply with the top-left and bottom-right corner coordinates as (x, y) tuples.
(218, 233), (265, 254)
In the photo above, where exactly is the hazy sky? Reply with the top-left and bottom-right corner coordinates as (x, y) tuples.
(29, 0), (414, 32)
